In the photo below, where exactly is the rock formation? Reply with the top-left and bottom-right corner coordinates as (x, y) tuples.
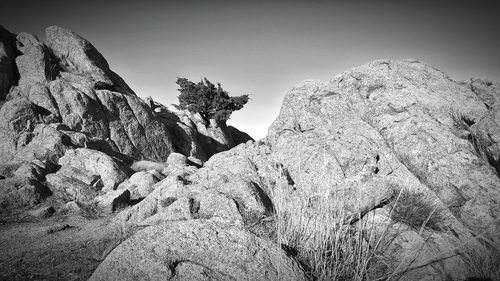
(0, 25), (252, 211)
(1, 25), (499, 281)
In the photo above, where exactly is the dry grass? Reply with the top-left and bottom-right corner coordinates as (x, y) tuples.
(388, 188), (445, 232)
(450, 110), (500, 176)
(458, 235), (500, 281)
(270, 172), (383, 281)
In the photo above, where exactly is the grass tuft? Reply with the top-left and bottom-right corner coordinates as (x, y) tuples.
(270, 170), (382, 281)
(388, 188), (444, 232)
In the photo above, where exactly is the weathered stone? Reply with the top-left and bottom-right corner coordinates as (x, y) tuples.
(166, 152), (187, 166)
(45, 172), (99, 203)
(130, 160), (168, 172)
(58, 148), (129, 191)
(29, 206), (55, 218)
(62, 201), (81, 213)
(15, 33), (49, 85)
(95, 189), (130, 213)
(0, 177), (51, 210)
(45, 26), (114, 87)
(116, 176), (207, 225)
(89, 219), (307, 281)
(119, 171), (161, 199)
(268, 60), (500, 245)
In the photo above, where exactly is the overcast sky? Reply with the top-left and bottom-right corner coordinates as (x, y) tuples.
(2, 0), (500, 139)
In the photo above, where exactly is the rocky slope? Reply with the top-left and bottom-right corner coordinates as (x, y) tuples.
(1, 26), (499, 281)
(0, 25), (252, 212)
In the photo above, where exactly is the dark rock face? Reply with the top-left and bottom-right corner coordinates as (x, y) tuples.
(146, 99), (254, 162)
(0, 26), (17, 101)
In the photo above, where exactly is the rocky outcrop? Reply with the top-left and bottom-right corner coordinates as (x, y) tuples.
(89, 219), (307, 281)
(0, 25), (178, 164)
(0, 160), (51, 212)
(0, 25), (252, 215)
(107, 60), (499, 280)
(148, 100), (254, 161)
(264, 60), (500, 279)
(2, 23), (498, 281)
(1, 24), (252, 166)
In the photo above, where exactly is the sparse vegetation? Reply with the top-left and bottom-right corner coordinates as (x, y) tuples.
(270, 171), (384, 281)
(450, 110), (500, 177)
(44, 46), (61, 81)
(459, 241), (500, 281)
(388, 188), (445, 232)
(175, 77), (249, 125)
(450, 110), (475, 132)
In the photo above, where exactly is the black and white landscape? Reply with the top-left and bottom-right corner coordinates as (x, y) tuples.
(0, 1), (499, 280)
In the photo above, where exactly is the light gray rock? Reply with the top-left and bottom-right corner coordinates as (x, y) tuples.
(0, 98), (39, 161)
(130, 160), (168, 172)
(29, 206), (55, 218)
(95, 189), (130, 213)
(268, 59), (500, 245)
(45, 26), (115, 87)
(89, 219), (307, 281)
(166, 152), (187, 166)
(58, 148), (129, 191)
(15, 33), (49, 85)
(119, 171), (161, 199)
(62, 201), (81, 213)
(116, 176), (206, 225)
(45, 172), (99, 203)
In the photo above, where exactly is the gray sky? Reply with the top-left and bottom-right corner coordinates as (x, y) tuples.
(2, 0), (499, 139)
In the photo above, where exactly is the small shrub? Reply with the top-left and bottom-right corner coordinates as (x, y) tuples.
(450, 111), (475, 132)
(450, 110), (500, 177)
(44, 46), (61, 81)
(388, 188), (445, 232)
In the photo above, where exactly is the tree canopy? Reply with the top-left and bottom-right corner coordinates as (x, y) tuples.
(176, 77), (249, 125)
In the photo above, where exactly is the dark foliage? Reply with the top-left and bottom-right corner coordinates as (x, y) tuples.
(176, 77), (249, 125)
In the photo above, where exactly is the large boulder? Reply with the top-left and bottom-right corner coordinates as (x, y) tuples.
(268, 59), (500, 245)
(45, 26), (117, 87)
(57, 148), (129, 191)
(15, 33), (49, 86)
(0, 160), (51, 212)
(89, 219), (307, 281)
(0, 98), (41, 161)
(0, 25), (180, 163)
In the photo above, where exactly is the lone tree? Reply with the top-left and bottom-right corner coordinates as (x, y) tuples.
(176, 77), (249, 126)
